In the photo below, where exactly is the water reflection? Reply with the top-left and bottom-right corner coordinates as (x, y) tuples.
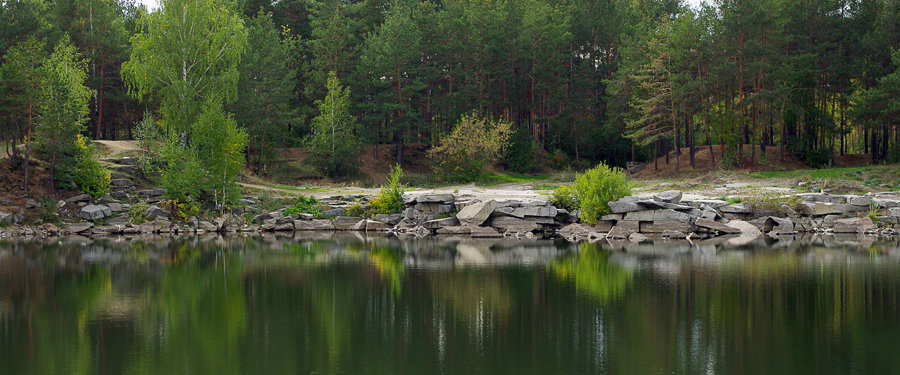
(0, 234), (899, 375)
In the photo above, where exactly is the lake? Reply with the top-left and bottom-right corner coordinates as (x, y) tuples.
(1, 233), (899, 375)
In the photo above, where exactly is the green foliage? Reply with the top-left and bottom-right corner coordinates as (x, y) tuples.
(549, 185), (578, 212)
(38, 194), (58, 223)
(370, 164), (405, 215)
(231, 11), (299, 171)
(191, 102), (248, 207)
(133, 113), (165, 177)
(122, 0), (248, 130)
(502, 128), (541, 173)
(129, 201), (150, 225)
(573, 162), (632, 225)
(549, 242), (633, 305)
(60, 135), (110, 198)
(305, 72), (360, 177)
(33, 37), (95, 191)
(345, 203), (367, 218)
(429, 114), (513, 182)
(284, 195), (323, 218)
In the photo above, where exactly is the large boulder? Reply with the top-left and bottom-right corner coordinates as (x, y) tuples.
(79, 204), (112, 220)
(422, 217), (461, 230)
(510, 205), (557, 218)
(695, 218), (742, 234)
(654, 190), (683, 203)
(762, 217), (795, 235)
(65, 222), (94, 234)
(456, 200), (496, 226)
(145, 205), (172, 221)
(489, 216), (541, 233)
(412, 194), (455, 204)
(798, 202), (851, 216)
(721, 202), (752, 214)
(623, 209), (691, 222)
(293, 219), (335, 231)
(322, 208), (346, 218)
(333, 216), (362, 230)
(65, 194), (92, 204)
(607, 221), (639, 239)
(723, 220), (762, 245)
(833, 217), (876, 234)
(374, 214), (403, 226)
(640, 220), (692, 233)
(608, 197), (645, 213)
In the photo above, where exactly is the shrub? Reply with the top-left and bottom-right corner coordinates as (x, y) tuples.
(428, 113), (512, 181)
(370, 164), (405, 215)
(38, 195), (58, 223)
(60, 135), (110, 198)
(129, 201), (150, 224)
(133, 113), (165, 177)
(284, 195), (323, 218)
(573, 162), (632, 225)
(549, 185), (578, 212)
(345, 203), (367, 217)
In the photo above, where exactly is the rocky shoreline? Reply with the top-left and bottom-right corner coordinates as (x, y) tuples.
(2, 188), (900, 242)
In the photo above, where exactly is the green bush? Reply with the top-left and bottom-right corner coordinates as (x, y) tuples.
(573, 162), (632, 225)
(129, 201), (150, 224)
(284, 195), (324, 218)
(345, 202), (367, 217)
(549, 185), (578, 212)
(429, 114), (512, 182)
(371, 164), (405, 214)
(38, 195), (59, 223)
(59, 135), (110, 198)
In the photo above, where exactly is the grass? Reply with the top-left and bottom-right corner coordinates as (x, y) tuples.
(532, 183), (560, 191)
(476, 172), (550, 186)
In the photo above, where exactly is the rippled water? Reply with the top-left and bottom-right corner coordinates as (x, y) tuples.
(1, 233), (899, 375)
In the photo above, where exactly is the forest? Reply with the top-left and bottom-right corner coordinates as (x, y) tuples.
(1, 0), (900, 198)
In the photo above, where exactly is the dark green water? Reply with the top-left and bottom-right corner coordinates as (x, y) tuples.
(1, 233), (899, 375)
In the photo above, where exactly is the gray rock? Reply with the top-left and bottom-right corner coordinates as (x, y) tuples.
(695, 218), (742, 234)
(800, 202), (851, 216)
(511, 205), (557, 218)
(489, 216), (542, 232)
(762, 217), (795, 234)
(146, 206), (172, 221)
(797, 193), (843, 203)
(685, 199), (730, 209)
(365, 220), (391, 232)
(723, 220), (762, 245)
(623, 209), (691, 222)
(874, 198), (900, 209)
(333, 216), (362, 230)
(833, 217), (876, 234)
(414, 194), (455, 204)
(66, 194), (92, 204)
(654, 190), (683, 203)
(137, 189), (165, 198)
(79, 204), (113, 220)
(470, 226), (503, 238)
(293, 219), (335, 231)
(456, 200), (496, 226)
(436, 226), (472, 235)
(198, 221), (218, 232)
(608, 197), (645, 213)
(24, 199), (37, 209)
(849, 195), (873, 206)
(110, 178), (135, 188)
(593, 220), (614, 233)
(422, 217), (461, 230)
(640, 220), (692, 233)
(374, 214), (403, 226)
(721, 202), (752, 214)
(107, 203), (123, 213)
(601, 213), (624, 221)
(628, 232), (648, 243)
(252, 211), (282, 223)
(65, 223), (94, 234)
(607, 220), (639, 239)
(322, 208), (346, 218)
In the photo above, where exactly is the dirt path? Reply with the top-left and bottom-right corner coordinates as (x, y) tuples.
(94, 140), (140, 158)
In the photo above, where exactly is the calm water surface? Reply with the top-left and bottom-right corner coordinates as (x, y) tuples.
(1, 233), (899, 375)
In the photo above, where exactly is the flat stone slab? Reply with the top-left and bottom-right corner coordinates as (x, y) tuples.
(79, 205), (112, 220)
(456, 200), (496, 226)
(695, 218), (742, 234)
(624, 209), (691, 222)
